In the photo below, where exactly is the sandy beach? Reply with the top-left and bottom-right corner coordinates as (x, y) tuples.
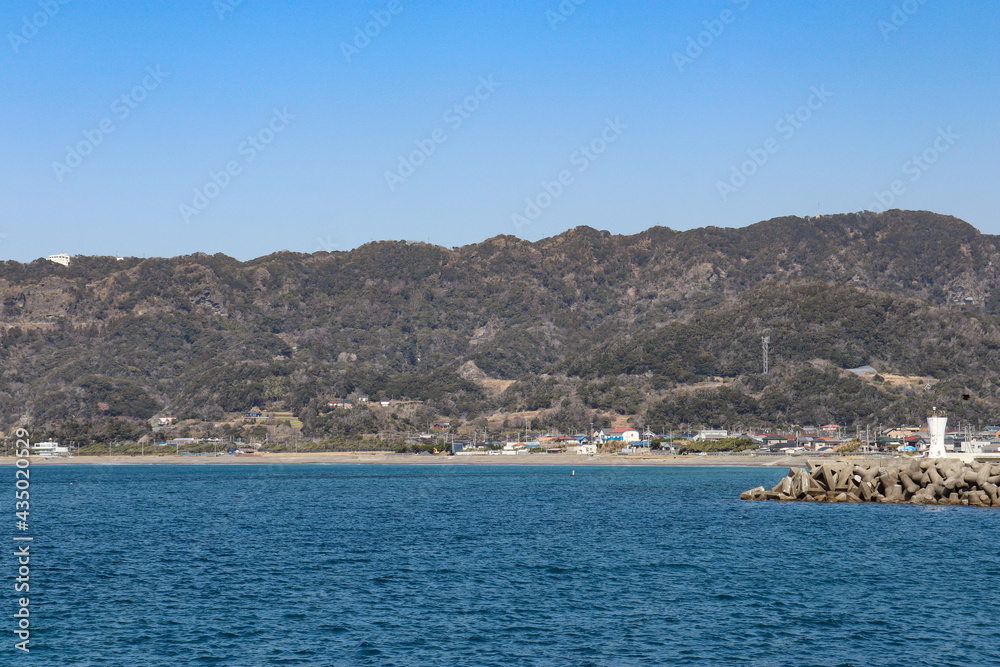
(2, 452), (816, 467)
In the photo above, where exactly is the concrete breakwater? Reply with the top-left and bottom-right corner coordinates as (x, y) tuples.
(741, 458), (1000, 507)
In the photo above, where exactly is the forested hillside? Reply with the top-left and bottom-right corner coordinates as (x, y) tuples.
(2, 209), (999, 443)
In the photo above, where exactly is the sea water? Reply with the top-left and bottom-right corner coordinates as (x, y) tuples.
(9, 464), (1000, 666)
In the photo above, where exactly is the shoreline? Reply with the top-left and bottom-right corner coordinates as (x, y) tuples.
(0, 452), (892, 467)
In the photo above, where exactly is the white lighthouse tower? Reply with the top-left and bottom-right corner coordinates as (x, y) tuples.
(927, 407), (948, 459)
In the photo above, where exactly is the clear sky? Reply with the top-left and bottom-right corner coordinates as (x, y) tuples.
(1, 0), (997, 261)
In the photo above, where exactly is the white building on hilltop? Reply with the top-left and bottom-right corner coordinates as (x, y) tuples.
(47, 252), (71, 266)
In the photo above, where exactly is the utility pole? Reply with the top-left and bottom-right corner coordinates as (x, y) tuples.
(762, 336), (770, 375)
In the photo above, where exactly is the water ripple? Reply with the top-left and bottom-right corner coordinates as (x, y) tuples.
(10, 464), (1000, 665)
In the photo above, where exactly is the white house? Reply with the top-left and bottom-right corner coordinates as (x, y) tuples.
(31, 441), (70, 457)
(694, 430), (728, 441)
(579, 443), (598, 455)
(600, 428), (640, 444)
(47, 252), (71, 267)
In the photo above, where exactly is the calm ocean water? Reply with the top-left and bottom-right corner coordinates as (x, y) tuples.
(7, 463), (999, 666)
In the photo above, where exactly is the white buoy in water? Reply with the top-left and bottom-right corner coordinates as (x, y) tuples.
(572, 470), (575, 476)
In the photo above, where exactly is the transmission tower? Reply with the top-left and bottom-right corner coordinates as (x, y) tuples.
(762, 336), (770, 374)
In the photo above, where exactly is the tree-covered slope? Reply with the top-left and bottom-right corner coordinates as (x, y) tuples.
(2, 209), (999, 438)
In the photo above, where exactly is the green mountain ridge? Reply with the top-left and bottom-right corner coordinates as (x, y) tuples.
(2, 209), (999, 442)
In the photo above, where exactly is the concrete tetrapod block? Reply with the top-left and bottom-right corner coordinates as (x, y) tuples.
(741, 459), (1000, 507)
(820, 464), (836, 490)
(927, 466), (944, 486)
(899, 472), (921, 496)
(806, 475), (826, 494)
(880, 468), (899, 489)
(938, 461), (963, 479)
(796, 471), (813, 499)
(885, 484), (905, 502)
(983, 482), (999, 505)
(943, 471), (967, 491)
(853, 465), (877, 484)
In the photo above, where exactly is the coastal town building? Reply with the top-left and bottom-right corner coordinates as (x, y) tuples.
(31, 441), (70, 457)
(599, 428), (640, 444)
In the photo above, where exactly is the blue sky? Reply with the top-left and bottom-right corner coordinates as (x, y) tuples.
(1, 0), (997, 261)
